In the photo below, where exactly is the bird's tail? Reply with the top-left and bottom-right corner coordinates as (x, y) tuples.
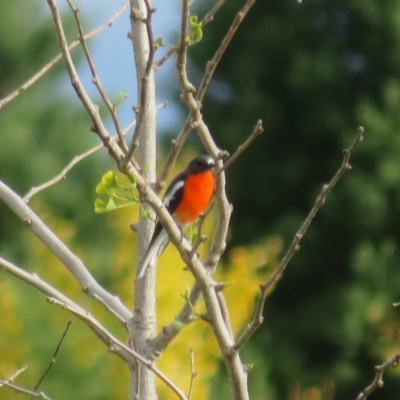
(136, 230), (169, 279)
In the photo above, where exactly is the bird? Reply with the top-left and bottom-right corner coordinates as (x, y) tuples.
(137, 155), (216, 279)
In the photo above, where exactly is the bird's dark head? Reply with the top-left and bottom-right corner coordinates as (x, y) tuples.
(186, 155), (216, 174)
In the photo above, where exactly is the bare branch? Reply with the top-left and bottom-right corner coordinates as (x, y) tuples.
(0, 380), (51, 400)
(0, 3), (128, 110)
(197, 0), (255, 102)
(155, 46), (177, 71)
(66, 0), (128, 153)
(0, 252), (189, 399)
(23, 101), (167, 202)
(121, 0), (156, 170)
(0, 366), (28, 388)
(46, 0), (134, 170)
(0, 255), (130, 362)
(201, 0), (226, 27)
(34, 321), (72, 393)
(355, 354), (400, 400)
(187, 349), (197, 400)
(159, 0), (257, 183)
(219, 120), (263, 174)
(0, 180), (132, 323)
(23, 142), (103, 202)
(48, 297), (189, 400)
(229, 127), (365, 354)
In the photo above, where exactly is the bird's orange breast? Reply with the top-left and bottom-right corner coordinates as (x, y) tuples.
(175, 171), (215, 225)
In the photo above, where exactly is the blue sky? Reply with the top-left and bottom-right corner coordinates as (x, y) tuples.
(59, 1), (184, 135)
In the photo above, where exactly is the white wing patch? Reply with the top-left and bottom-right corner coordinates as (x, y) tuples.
(163, 180), (184, 208)
(206, 156), (214, 165)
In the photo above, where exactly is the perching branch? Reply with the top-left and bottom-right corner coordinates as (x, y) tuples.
(229, 126), (365, 354)
(355, 354), (400, 400)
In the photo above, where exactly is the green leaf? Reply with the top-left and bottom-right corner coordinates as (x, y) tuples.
(94, 198), (118, 214)
(142, 208), (156, 222)
(154, 36), (163, 49)
(94, 171), (138, 214)
(188, 15), (203, 45)
(113, 92), (129, 109)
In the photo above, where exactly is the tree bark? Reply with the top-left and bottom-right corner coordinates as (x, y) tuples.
(129, 1), (157, 399)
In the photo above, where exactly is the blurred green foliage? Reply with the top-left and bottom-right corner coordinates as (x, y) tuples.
(0, 3), (123, 399)
(186, 0), (400, 398)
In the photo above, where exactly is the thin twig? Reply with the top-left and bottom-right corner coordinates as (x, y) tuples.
(23, 102), (167, 203)
(187, 349), (197, 400)
(201, 0), (226, 26)
(219, 120), (263, 174)
(23, 143), (102, 202)
(0, 366), (28, 388)
(189, 201), (215, 257)
(229, 127), (365, 354)
(197, 0), (255, 102)
(154, 46), (177, 71)
(355, 354), (400, 400)
(0, 3), (128, 110)
(34, 321), (72, 393)
(154, 0), (225, 70)
(66, 0), (128, 153)
(0, 380), (51, 400)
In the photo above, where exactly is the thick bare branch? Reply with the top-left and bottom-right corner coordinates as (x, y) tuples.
(121, 0), (157, 170)
(0, 180), (132, 322)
